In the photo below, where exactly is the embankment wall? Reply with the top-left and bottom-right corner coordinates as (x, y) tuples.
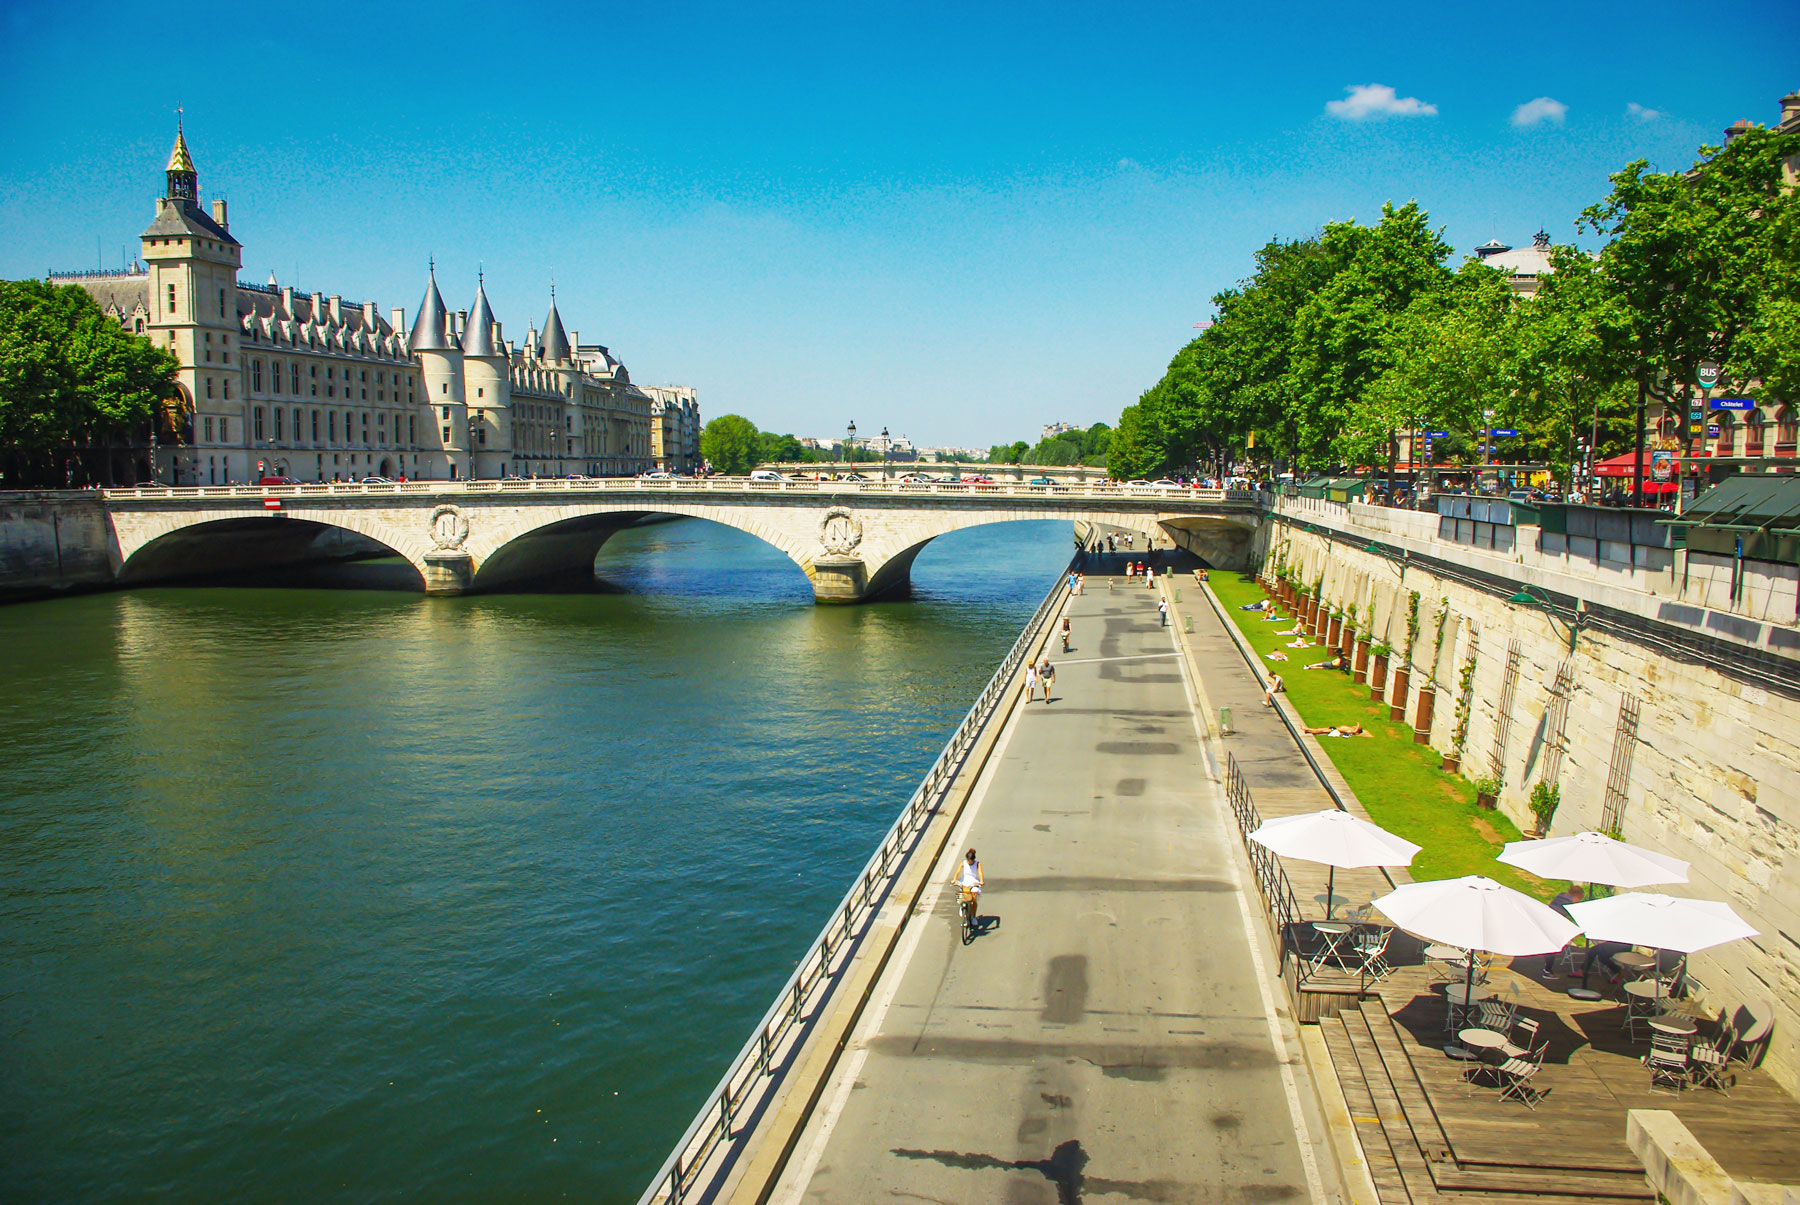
(0, 493), (117, 601)
(1256, 499), (1799, 1096)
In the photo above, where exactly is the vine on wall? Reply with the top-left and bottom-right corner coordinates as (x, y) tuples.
(1451, 641), (1480, 759)
(1403, 590), (1421, 667)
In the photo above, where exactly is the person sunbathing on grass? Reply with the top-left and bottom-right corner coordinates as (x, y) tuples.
(1276, 624), (1306, 636)
(1261, 612), (1287, 622)
(1303, 723), (1371, 738)
(1266, 650), (1289, 662)
(1302, 656), (1345, 670)
(1286, 638), (1312, 648)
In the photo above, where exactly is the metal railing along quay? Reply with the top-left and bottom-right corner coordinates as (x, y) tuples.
(101, 478), (1261, 505)
(635, 565), (1071, 1204)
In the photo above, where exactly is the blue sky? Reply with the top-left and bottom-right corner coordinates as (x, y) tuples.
(3, 0), (1795, 446)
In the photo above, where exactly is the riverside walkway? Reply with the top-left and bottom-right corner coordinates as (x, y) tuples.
(755, 563), (1330, 1204)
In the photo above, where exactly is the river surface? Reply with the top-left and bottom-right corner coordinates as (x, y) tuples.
(0, 517), (1073, 1203)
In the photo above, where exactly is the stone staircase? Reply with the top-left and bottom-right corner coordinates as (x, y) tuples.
(1319, 1002), (1654, 1204)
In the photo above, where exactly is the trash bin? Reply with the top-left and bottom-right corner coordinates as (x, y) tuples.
(1219, 706), (1233, 734)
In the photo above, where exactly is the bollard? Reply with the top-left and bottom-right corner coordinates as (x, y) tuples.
(1175, 588), (1181, 602)
(1184, 614), (1193, 633)
(1219, 706), (1233, 734)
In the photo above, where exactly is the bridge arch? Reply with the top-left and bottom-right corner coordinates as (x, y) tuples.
(113, 511), (428, 583)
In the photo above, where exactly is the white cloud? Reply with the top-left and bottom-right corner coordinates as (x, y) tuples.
(1627, 102), (1664, 122)
(1511, 96), (1569, 127)
(1325, 84), (1438, 121)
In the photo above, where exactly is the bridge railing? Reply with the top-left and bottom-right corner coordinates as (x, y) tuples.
(634, 563), (1071, 1205)
(100, 478), (1261, 505)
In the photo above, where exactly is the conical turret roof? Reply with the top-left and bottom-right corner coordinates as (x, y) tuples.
(166, 123), (195, 173)
(463, 278), (501, 357)
(540, 295), (571, 362)
(409, 266), (458, 353)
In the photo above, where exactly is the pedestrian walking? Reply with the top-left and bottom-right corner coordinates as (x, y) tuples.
(1075, 573), (1085, 596)
(1159, 598), (1169, 627)
(1145, 566), (1156, 589)
(1061, 614), (1072, 652)
(1024, 661), (1039, 703)
(1038, 656), (1056, 703)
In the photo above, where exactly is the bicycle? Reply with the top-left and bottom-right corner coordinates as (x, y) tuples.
(956, 887), (978, 945)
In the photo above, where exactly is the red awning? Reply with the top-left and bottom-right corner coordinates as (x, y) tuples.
(1592, 451), (1685, 478)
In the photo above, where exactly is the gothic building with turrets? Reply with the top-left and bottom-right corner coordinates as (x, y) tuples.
(49, 123), (696, 484)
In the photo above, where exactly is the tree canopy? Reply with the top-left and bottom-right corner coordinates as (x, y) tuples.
(1114, 126), (1800, 484)
(0, 280), (179, 486)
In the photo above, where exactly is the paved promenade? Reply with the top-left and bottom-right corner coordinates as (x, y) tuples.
(766, 565), (1329, 1204)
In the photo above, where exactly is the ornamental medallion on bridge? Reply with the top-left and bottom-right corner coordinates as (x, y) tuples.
(428, 504), (470, 550)
(819, 506), (862, 556)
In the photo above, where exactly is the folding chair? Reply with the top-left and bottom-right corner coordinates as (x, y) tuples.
(1500, 1017), (1540, 1061)
(1497, 1041), (1547, 1109)
(1688, 1011), (1735, 1096)
(1353, 927), (1394, 983)
(1645, 1030), (1689, 1094)
(1477, 998), (1516, 1034)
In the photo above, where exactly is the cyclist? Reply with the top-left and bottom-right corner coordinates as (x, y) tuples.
(954, 848), (984, 923)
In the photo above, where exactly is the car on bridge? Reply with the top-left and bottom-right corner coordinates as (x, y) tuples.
(258, 475), (301, 486)
(640, 470), (674, 480)
(359, 476), (392, 485)
(1028, 476), (1055, 485)
(749, 470), (792, 482)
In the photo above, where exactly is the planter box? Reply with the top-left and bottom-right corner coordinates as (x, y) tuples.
(1413, 686), (1436, 745)
(1354, 638), (1370, 679)
(1370, 653), (1389, 698)
(1476, 791), (1498, 810)
(1388, 667), (1410, 722)
(1441, 754), (1460, 773)
(1327, 616), (1342, 646)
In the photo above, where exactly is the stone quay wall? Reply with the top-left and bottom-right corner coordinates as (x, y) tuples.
(0, 492), (118, 601)
(1254, 497), (1799, 1095)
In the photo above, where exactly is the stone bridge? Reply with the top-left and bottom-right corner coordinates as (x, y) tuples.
(99, 479), (1268, 602)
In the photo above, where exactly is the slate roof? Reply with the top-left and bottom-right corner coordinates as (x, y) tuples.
(463, 280), (501, 357)
(141, 198), (239, 246)
(540, 298), (571, 362)
(409, 271), (458, 352)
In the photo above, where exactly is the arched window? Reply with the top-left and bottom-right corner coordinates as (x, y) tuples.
(1775, 405), (1798, 456)
(1746, 409), (1766, 456)
(1713, 411), (1734, 457)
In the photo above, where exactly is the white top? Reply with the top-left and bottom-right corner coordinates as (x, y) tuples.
(1025, 666), (1038, 684)
(958, 860), (982, 888)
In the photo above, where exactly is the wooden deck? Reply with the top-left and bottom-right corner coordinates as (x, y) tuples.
(1318, 956), (1800, 1203)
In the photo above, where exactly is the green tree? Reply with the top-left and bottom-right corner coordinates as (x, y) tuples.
(700, 413), (761, 474)
(0, 279), (177, 486)
(1579, 124), (1800, 458)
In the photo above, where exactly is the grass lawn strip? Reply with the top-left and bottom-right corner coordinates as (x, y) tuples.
(1208, 572), (1555, 899)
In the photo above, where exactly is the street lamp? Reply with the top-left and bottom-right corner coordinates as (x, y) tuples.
(1508, 586), (1585, 652)
(1363, 542), (1409, 580)
(881, 425), (890, 480)
(846, 419), (856, 469)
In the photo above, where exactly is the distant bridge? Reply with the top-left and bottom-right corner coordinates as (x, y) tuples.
(100, 478), (1268, 602)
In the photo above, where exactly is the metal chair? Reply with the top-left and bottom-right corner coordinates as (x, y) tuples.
(1624, 984), (1664, 1042)
(1645, 1030), (1689, 1094)
(1497, 1041), (1548, 1109)
(1500, 1016), (1540, 1061)
(1477, 998), (1516, 1034)
(1689, 1011), (1735, 1096)
(1728, 1001), (1775, 1066)
(1353, 927), (1394, 982)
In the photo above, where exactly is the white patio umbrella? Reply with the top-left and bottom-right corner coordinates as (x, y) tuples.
(1249, 809), (1421, 919)
(1373, 875), (1581, 1017)
(1565, 892), (1759, 997)
(1497, 831), (1689, 889)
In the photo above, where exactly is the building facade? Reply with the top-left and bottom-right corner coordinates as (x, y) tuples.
(642, 385), (701, 473)
(50, 124), (694, 484)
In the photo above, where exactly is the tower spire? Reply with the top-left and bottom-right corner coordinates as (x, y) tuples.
(165, 110), (197, 203)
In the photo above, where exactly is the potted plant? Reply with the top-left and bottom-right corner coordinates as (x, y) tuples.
(1528, 781), (1561, 836)
(1472, 773), (1501, 810)
(1368, 640), (1392, 698)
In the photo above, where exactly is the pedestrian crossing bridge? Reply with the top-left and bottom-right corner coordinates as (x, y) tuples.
(100, 477), (1267, 602)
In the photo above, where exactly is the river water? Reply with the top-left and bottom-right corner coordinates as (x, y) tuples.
(0, 517), (1073, 1202)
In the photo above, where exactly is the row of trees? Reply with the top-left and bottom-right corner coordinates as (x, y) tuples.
(1111, 126), (1800, 485)
(698, 414), (891, 474)
(989, 422), (1113, 466)
(1, 281), (181, 487)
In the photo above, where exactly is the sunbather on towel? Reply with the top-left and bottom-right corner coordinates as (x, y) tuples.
(1266, 650), (1289, 662)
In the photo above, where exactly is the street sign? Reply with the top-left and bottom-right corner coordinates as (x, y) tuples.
(262, 497), (282, 510)
(1708, 424), (1721, 438)
(1427, 430), (1450, 438)
(1485, 428), (1519, 438)
(1689, 409), (1704, 421)
(1710, 398), (1754, 411)
(1697, 361), (1720, 388)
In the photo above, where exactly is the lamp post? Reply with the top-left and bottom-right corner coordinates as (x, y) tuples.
(1508, 586), (1584, 652)
(881, 425), (890, 480)
(846, 419), (856, 471)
